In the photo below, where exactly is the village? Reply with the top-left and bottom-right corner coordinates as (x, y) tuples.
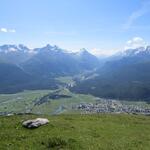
(75, 99), (150, 115)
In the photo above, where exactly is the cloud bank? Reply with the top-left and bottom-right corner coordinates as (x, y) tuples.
(0, 28), (16, 33)
(125, 37), (147, 49)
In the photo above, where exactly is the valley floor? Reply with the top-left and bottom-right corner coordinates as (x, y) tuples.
(0, 89), (150, 115)
(0, 114), (150, 150)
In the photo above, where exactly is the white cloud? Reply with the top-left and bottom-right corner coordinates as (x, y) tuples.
(125, 37), (147, 49)
(90, 37), (148, 56)
(123, 1), (150, 29)
(0, 28), (16, 33)
(0, 28), (8, 32)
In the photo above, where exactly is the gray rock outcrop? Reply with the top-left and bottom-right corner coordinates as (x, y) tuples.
(22, 118), (49, 128)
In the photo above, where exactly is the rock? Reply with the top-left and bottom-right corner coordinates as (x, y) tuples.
(22, 118), (49, 128)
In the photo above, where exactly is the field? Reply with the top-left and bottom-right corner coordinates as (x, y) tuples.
(0, 114), (150, 150)
(0, 89), (97, 115)
(0, 76), (97, 115)
(0, 87), (150, 115)
(0, 90), (51, 114)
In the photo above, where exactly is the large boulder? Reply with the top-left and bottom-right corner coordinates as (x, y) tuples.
(22, 118), (49, 128)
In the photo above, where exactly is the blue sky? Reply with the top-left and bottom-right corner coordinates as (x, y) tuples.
(0, 0), (150, 55)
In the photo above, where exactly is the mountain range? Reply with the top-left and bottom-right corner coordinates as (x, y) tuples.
(1, 44), (150, 101)
(71, 46), (150, 101)
(0, 44), (99, 93)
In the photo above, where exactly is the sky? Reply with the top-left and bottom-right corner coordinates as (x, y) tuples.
(0, 0), (150, 56)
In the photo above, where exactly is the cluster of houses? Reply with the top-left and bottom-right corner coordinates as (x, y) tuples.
(75, 99), (150, 115)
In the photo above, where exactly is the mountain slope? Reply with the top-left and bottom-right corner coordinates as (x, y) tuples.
(0, 44), (32, 64)
(0, 44), (99, 93)
(21, 45), (99, 77)
(0, 63), (32, 93)
(71, 46), (150, 101)
(0, 62), (59, 94)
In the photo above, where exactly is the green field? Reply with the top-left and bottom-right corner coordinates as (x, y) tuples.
(0, 114), (150, 150)
(0, 90), (51, 114)
(1, 75), (149, 115)
(0, 88), (150, 115)
(0, 89), (96, 115)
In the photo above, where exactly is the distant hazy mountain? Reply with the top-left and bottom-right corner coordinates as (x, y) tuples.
(73, 48), (100, 70)
(0, 62), (31, 93)
(2, 43), (150, 101)
(110, 46), (150, 61)
(0, 62), (59, 93)
(71, 46), (150, 101)
(0, 44), (99, 93)
(0, 44), (33, 64)
(21, 45), (99, 77)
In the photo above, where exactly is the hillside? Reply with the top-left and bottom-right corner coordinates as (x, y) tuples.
(71, 46), (150, 101)
(0, 44), (99, 93)
(0, 114), (150, 150)
(0, 62), (59, 94)
(2, 44), (150, 101)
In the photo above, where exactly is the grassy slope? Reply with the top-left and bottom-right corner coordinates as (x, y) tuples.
(0, 114), (150, 150)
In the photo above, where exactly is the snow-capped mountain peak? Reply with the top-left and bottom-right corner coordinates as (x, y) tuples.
(75, 48), (89, 56)
(117, 46), (150, 57)
(0, 44), (31, 53)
